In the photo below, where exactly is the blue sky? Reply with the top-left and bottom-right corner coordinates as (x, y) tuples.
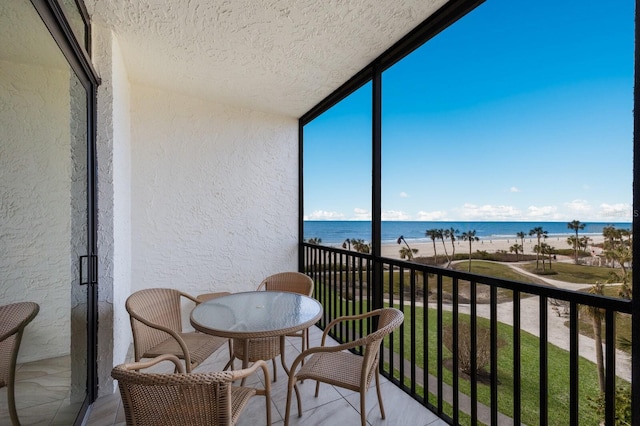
(303, 0), (634, 223)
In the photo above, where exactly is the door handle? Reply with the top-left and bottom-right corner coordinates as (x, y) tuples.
(80, 255), (89, 285)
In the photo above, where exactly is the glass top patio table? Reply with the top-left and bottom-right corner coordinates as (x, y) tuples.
(190, 291), (323, 339)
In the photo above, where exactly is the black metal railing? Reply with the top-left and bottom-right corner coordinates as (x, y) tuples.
(302, 243), (632, 426)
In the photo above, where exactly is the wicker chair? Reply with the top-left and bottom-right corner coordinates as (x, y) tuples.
(0, 302), (39, 426)
(284, 308), (404, 426)
(256, 272), (314, 354)
(126, 288), (228, 373)
(195, 291), (232, 303)
(226, 272), (314, 382)
(196, 292), (233, 357)
(112, 354), (271, 426)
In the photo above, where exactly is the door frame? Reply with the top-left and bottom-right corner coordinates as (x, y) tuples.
(30, 0), (100, 422)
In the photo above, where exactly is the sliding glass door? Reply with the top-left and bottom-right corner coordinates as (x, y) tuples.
(0, 0), (97, 423)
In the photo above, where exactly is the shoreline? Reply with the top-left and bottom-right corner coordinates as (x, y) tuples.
(380, 235), (606, 260)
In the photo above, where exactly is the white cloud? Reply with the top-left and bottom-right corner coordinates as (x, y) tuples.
(352, 208), (371, 220)
(382, 210), (410, 221)
(399, 192), (409, 198)
(304, 210), (345, 220)
(456, 203), (521, 220)
(564, 199), (591, 214)
(599, 203), (632, 220)
(526, 205), (560, 219)
(509, 187), (520, 193)
(415, 210), (448, 221)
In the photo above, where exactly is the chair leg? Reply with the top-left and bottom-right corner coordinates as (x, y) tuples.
(8, 379), (19, 426)
(360, 389), (367, 426)
(271, 358), (277, 382)
(375, 367), (385, 419)
(223, 356), (235, 371)
(284, 375), (302, 425)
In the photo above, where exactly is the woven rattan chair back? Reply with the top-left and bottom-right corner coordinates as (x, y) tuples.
(126, 288), (184, 360)
(126, 288), (227, 372)
(256, 272), (314, 296)
(359, 307), (405, 388)
(0, 301), (39, 426)
(112, 354), (272, 426)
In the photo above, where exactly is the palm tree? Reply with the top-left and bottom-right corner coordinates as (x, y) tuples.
(601, 227), (633, 298)
(460, 230), (479, 272)
(397, 235), (418, 260)
(540, 243), (554, 271)
(342, 238), (351, 250)
(605, 231), (632, 277)
(517, 231), (526, 256)
(579, 236), (592, 254)
(567, 220), (586, 264)
(350, 239), (370, 253)
(444, 227), (459, 268)
(602, 225), (618, 268)
(425, 229), (439, 260)
(398, 246), (418, 260)
(437, 228), (451, 266)
(529, 227), (548, 269)
(509, 243), (523, 260)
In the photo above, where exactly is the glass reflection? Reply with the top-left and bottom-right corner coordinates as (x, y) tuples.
(0, 0), (89, 423)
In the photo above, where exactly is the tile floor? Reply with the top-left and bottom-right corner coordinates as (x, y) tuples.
(0, 354), (83, 425)
(86, 326), (447, 426)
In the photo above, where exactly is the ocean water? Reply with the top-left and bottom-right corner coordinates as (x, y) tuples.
(303, 221), (632, 245)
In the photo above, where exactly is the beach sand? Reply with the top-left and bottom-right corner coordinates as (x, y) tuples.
(381, 235), (606, 260)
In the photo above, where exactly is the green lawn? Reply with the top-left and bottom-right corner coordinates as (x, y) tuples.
(322, 291), (620, 426)
(383, 261), (545, 301)
(452, 260), (548, 284)
(398, 304), (615, 425)
(313, 257), (630, 424)
(519, 261), (615, 284)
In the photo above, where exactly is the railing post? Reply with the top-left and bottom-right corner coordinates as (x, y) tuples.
(605, 310), (616, 425)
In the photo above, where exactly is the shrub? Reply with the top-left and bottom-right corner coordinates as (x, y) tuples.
(443, 321), (494, 375)
(589, 385), (631, 425)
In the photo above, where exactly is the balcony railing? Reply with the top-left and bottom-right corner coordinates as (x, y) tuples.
(302, 242), (632, 426)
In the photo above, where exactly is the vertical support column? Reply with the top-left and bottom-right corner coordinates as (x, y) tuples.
(297, 122), (305, 272)
(372, 66), (383, 312)
(632, 3), (640, 424)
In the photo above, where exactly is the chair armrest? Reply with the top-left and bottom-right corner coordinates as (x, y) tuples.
(230, 359), (270, 383)
(230, 359), (271, 398)
(288, 336), (369, 377)
(128, 312), (193, 366)
(179, 291), (200, 305)
(320, 308), (384, 345)
(0, 326), (19, 343)
(118, 354), (186, 373)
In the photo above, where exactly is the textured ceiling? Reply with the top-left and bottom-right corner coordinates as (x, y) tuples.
(85, 0), (449, 118)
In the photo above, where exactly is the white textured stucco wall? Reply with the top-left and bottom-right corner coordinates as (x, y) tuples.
(92, 27), (300, 394)
(0, 60), (71, 362)
(110, 29), (133, 372)
(93, 23), (133, 395)
(131, 85), (299, 296)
